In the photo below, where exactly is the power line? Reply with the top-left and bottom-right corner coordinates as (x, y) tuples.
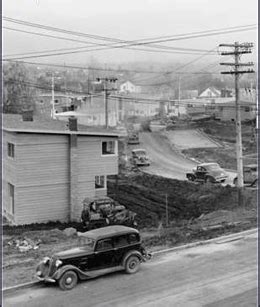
(3, 17), (255, 59)
(3, 16), (256, 45)
(3, 27), (218, 57)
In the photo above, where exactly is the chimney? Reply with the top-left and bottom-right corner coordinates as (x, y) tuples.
(22, 110), (34, 122)
(68, 117), (78, 131)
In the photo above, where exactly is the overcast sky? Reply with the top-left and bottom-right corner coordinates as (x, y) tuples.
(3, 0), (258, 65)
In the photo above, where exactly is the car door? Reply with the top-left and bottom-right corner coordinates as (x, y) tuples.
(93, 238), (115, 270)
(113, 235), (129, 265)
(196, 166), (206, 180)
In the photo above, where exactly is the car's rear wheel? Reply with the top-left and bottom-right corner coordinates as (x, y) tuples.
(58, 270), (78, 291)
(125, 255), (140, 274)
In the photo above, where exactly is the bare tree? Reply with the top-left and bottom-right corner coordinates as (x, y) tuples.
(3, 62), (36, 114)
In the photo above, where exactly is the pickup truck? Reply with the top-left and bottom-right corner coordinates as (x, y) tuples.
(186, 162), (228, 183)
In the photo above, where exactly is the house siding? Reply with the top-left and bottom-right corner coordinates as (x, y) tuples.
(15, 184), (69, 224)
(13, 133), (70, 224)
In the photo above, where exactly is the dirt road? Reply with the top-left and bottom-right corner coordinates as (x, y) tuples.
(129, 132), (235, 184)
(4, 231), (257, 306)
(133, 132), (196, 180)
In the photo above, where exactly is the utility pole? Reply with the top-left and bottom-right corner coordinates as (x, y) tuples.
(178, 76), (181, 117)
(165, 193), (169, 227)
(219, 42), (254, 205)
(96, 77), (118, 128)
(51, 73), (55, 118)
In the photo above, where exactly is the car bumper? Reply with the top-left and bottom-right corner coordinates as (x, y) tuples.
(36, 274), (56, 283)
(215, 177), (228, 182)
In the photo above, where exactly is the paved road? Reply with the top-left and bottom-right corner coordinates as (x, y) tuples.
(4, 232), (257, 307)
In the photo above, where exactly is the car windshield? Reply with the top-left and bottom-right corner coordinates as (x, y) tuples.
(77, 236), (95, 249)
(206, 164), (222, 171)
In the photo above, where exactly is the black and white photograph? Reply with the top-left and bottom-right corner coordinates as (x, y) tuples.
(2, 0), (258, 306)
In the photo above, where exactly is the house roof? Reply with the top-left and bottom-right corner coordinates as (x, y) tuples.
(199, 87), (221, 96)
(3, 114), (120, 137)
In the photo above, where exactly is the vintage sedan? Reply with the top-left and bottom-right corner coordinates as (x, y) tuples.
(186, 162), (228, 183)
(131, 149), (150, 166)
(36, 226), (151, 290)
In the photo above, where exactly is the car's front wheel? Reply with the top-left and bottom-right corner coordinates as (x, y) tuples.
(125, 255), (140, 274)
(58, 270), (78, 291)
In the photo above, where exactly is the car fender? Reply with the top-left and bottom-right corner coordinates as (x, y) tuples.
(122, 250), (144, 267)
(53, 265), (88, 281)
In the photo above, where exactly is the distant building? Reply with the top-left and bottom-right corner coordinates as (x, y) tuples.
(35, 92), (82, 116)
(3, 114), (119, 225)
(199, 87), (221, 98)
(119, 81), (142, 94)
(206, 101), (256, 121)
(56, 95), (120, 127)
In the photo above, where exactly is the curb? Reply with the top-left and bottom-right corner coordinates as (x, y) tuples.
(151, 228), (257, 257)
(3, 228), (257, 295)
(3, 281), (42, 295)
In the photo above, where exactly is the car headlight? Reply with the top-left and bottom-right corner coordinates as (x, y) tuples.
(55, 259), (63, 267)
(43, 257), (50, 264)
(36, 271), (42, 276)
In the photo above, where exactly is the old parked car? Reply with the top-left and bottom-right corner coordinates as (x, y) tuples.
(131, 149), (150, 166)
(81, 196), (137, 230)
(36, 226), (151, 290)
(186, 162), (228, 183)
(233, 164), (257, 187)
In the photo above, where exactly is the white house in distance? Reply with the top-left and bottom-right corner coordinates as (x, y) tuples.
(199, 87), (221, 98)
(119, 81), (142, 94)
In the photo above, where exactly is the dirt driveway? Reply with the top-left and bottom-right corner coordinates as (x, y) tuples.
(165, 129), (220, 150)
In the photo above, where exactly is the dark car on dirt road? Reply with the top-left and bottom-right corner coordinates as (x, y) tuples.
(36, 226), (151, 291)
(233, 164), (257, 187)
(186, 162), (228, 183)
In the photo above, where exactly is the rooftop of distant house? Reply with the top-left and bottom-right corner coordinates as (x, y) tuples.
(3, 113), (120, 137)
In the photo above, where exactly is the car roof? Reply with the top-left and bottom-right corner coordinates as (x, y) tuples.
(79, 226), (139, 240)
(132, 149), (146, 152)
(198, 162), (219, 167)
(83, 196), (114, 203)
(244, 164), (257, 168)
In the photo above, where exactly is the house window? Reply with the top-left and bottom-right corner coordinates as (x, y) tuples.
(102, 141), (116, 155)
(8, 183), (15, 214)
(8, 143), (15, 158)
(95, 175), (106, 189)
